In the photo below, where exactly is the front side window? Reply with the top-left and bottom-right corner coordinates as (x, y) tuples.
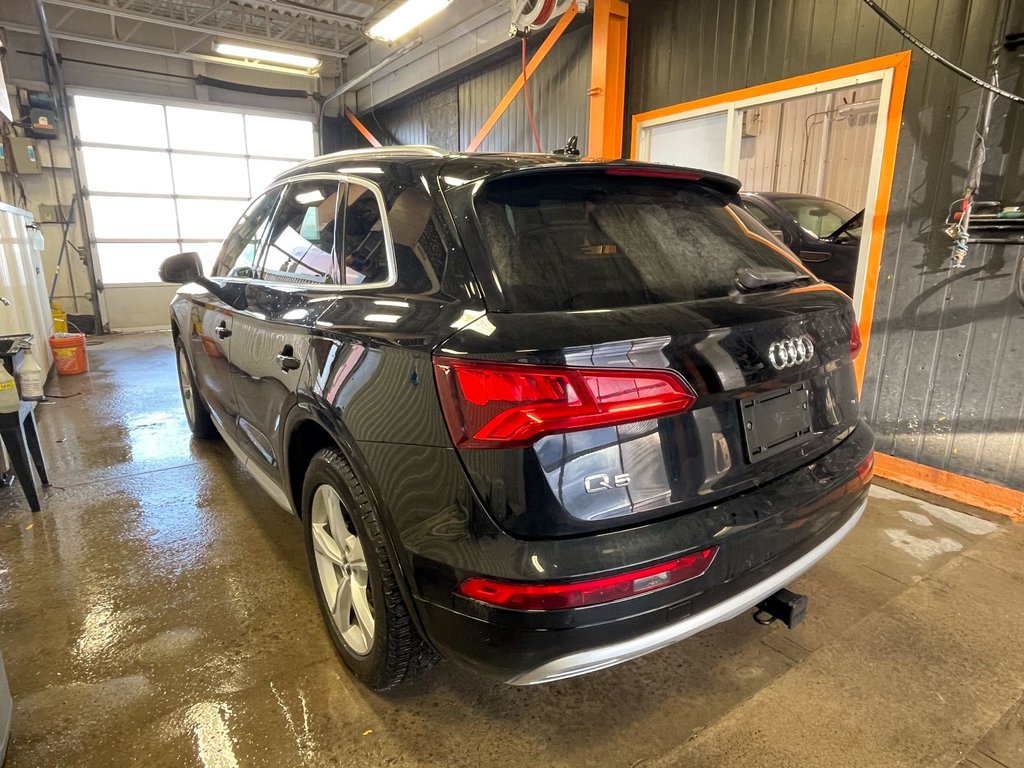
(213, 189), (282, 278)
(772, 197), (857, 240)
(261, 180), (342, 284)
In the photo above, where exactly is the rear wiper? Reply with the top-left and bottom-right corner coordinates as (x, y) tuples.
(734, 267), (812, 292)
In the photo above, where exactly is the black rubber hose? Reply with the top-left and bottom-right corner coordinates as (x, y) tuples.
(860, 0), (1024, 105)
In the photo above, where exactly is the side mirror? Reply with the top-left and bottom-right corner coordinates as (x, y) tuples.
(159, 252), (204, 284)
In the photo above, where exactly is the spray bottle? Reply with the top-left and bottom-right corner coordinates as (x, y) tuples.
(18, 352), (44, 401)
(0, 366), (18, 413)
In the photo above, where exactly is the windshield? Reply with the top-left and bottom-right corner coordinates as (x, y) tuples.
(470, 173), (812, 312)
(771, 196), (857, 240)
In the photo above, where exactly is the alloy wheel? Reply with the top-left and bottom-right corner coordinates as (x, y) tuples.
(310, 484), (375, 655)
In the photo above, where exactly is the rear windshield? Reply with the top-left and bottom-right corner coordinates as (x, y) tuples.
(471, 172), (811, 312)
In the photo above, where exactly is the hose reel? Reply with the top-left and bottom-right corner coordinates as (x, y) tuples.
(510, 0), (587, 34)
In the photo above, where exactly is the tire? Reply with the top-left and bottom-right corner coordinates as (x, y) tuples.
(1014, 255), (1024, 308)
(174, 337), (219, 440)
(302, 448), (435, 690)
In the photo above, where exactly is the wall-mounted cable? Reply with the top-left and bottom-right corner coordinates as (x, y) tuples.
(860, 0), (1024, 105)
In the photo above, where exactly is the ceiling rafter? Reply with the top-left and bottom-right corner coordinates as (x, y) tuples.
(0, 18), (330, 77)
(37, 0), (368, 58)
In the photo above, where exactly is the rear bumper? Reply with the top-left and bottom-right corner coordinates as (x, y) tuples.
(508, 498), (864, 684)
(406, 423), (874, 682)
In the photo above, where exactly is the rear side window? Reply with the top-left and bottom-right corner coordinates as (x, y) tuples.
(339, 181), (390, 285)
(471, 173), (810, 312)
(742, 200), (779, 230)
(261, 179), (342, 284)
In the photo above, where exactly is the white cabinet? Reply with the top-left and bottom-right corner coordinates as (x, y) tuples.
(0, 203), (54, 370)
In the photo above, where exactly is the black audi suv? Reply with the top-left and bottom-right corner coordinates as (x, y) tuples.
(160, 147), (874, 690)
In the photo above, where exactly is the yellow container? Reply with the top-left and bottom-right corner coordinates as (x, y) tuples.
(51, 307), (68, 334)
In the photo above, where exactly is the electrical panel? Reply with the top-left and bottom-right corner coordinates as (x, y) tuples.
(16, 89), (58, 140)
(10, 137), (42, 174)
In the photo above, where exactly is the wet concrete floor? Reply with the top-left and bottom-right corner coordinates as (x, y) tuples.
(1, 331), (1023, 767)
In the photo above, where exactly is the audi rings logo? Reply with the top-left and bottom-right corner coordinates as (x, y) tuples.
(768, 336), (815, 370)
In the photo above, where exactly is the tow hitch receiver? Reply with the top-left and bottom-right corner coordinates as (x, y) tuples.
(753, 588), (808, 629)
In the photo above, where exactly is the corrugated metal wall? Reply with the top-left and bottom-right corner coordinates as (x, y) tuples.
(366, 22), (592, 154)
(824, 84), (882, 208)
(736, 83), (880, 210)
(628, 0), (1024, 492)
(376, 86), (461, 148)
(458, 24), (592, 153)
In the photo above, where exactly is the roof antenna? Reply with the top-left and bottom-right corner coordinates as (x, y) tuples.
(553, 135), (580, 157)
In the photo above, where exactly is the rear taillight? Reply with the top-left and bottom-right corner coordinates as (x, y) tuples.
(456, 547), (718, 611)
(856, 450), (875, 482)
(850, 320), (863, 358)
(433, 357), (697, 449)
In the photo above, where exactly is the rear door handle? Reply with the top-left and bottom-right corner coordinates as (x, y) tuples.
(215, 325), (232, 339)
(799, 251), (831, 263)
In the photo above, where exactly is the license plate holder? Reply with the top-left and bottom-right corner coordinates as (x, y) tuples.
(741, 384), (813, 464)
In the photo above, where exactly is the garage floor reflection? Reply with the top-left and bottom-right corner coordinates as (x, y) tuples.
(1, 332), (1023, 768)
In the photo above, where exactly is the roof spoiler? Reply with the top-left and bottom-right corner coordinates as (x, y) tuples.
(474, 160), (742, 196)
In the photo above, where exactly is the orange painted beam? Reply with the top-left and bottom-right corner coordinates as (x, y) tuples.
(466, 6), (578, 152)
(586, 0), (628, 160)
(874, 453), (1024, 523)
(346, 107), (382, 148)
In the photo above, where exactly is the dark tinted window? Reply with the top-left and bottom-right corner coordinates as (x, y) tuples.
(339, 182), (389, 285)
(742, 200), (780, 230)
(213, 189), (281, 278)
(472, 173), (811, 312)
(261, 180), (342, 284)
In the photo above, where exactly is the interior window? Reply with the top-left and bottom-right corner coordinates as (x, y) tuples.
(213, 189), (282, 278)
(340, 182), (389, 285)
(772, 197), (856, 240)
(261, 180), (342, 284)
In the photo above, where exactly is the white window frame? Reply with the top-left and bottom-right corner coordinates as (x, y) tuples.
(69, 89), (318, 292)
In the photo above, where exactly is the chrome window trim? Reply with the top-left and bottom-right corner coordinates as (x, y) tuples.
(217, 172), (398, 294)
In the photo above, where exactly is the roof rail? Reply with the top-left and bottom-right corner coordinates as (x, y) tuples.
(277, 145), (449, 178)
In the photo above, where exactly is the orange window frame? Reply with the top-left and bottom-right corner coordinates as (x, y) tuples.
(630, 51), (912, 392)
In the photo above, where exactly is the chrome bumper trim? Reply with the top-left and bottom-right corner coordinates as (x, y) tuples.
(507, 499), (866, 685)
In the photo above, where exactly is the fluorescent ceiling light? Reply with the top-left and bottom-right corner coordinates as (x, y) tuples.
(215, 43), (320, 70)
(295, 189), (326, 204)
(364, 313), (402, 323)
(367, 0), (452, 41)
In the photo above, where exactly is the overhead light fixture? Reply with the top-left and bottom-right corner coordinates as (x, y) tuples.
(366, 0), (452, 41)
(295, 189), (326, 204)
(215, 43), (320, 70)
